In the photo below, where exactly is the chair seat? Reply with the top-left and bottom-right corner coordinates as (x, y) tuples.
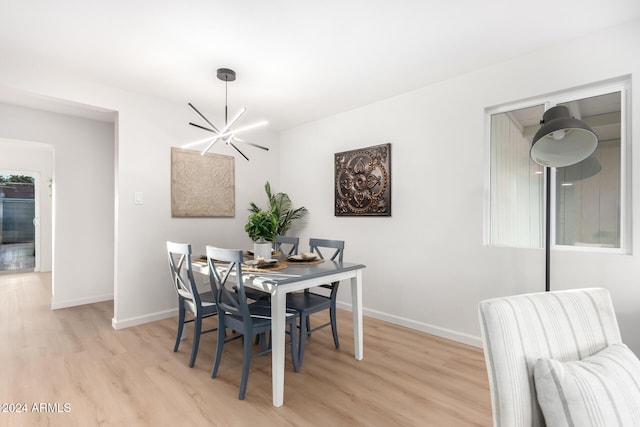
(233, 285), (270, 301)
(200, 291), (217, 311)
(220, 302), (297, 335)
(286, 291), (331, 314)
(248, 302), (297, 318)
(184, 290), (217, 316)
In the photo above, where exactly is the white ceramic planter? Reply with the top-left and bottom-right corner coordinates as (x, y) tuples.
(253, 241), (272, 260)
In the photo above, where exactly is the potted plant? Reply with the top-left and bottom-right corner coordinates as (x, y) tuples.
(244, 209), (278, 259)
(249, 182), (308, 236)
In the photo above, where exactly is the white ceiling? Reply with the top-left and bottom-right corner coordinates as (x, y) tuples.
(1, 1), (639, 129)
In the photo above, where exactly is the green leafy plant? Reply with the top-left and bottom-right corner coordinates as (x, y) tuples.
(249, 182), (308, 236)
(244, 210), (278, 242)
(0, 174), (34, 184)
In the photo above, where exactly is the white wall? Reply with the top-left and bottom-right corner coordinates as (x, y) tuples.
(0, 104), (114, 306)
(280, 20), (640, 351)
(0, 138), (53, 272)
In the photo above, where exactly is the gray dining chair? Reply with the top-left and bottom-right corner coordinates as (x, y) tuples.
(206, 245), (300, 400)
(286, 238), (344, 366)
(166, 241), (217, 368)
(273, 235), (299, 257)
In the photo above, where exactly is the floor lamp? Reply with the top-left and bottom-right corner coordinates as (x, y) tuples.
(529, 105), (599, 292)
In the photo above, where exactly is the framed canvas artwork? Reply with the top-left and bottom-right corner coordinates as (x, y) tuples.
(335, 143), (391, 216)
(171, 147), (235, 217)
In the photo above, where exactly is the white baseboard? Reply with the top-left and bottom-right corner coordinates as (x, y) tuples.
(51, 293), (114, 310)
(336, 301), (482, 348)
(112, 308), (178, 330)
(108, 300), (482, 347)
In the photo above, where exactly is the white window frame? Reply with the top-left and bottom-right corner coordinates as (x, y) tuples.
(484, 77), (631, 254)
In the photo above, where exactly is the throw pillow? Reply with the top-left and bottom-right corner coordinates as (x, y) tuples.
(533, 343), (640, 427)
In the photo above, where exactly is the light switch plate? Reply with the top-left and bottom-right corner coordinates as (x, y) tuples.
(134, 191), (143, 205)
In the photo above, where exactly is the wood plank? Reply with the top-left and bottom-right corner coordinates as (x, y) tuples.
(0, 272), (492, 426)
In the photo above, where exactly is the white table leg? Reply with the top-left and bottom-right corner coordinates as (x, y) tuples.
(271, 289), (286, 407)
(351, 269), (363, 360)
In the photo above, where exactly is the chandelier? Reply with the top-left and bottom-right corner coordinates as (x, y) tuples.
(183, 68), (268, 160)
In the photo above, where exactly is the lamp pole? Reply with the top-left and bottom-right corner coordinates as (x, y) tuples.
(545, 167), (551, 292)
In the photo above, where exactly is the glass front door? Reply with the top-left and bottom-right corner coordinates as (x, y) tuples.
(0, 173), (36, 273)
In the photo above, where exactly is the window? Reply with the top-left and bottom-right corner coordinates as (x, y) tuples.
(487, 80), (630, 253)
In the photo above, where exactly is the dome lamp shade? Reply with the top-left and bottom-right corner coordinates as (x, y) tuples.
(530, 105), (598, 167)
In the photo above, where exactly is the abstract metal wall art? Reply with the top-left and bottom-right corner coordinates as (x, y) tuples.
(171, 147), (235, 217)
(335, 143), (391, 216)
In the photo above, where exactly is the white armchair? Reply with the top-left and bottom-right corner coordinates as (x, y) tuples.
(479, 288), (640, 427)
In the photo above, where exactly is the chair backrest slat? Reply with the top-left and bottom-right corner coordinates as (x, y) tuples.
(167, 241), (202, 314)
(206, 246), (251, 322)
(274, 235), (299, 256)
(309, 238), (344, 262)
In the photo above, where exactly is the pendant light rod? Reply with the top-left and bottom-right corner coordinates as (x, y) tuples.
(224, 76), (228, 125)
(217, 67), (235, 127)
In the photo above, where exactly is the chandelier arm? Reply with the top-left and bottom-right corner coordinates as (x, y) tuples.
(188, 103), (221, 134)
(233, 136), (269, 151)
(189, 122), (219, 134)
(229, 141), (250, 161)
(182, 136), (218, 149)
(198, 120), (268, 142)
(225, 120), (268, 136)
(200, 137), (221, 155)
(218, 107), (246, 136)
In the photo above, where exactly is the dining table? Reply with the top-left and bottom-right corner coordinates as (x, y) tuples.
(192, 254), (366, 407)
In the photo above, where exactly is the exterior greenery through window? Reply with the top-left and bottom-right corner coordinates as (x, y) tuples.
(487, 80), (630, 252)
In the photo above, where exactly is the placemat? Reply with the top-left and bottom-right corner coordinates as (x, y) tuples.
(282, 258), (325, 266)
(241, 261), (288, 272)
(244, 251), (282, 258)
(194, 256), (227, 264)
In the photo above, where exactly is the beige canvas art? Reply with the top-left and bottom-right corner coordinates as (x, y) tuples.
(171, 147), (235, 217)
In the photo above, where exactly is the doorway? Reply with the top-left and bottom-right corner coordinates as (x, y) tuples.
(0, 172), (37, 273)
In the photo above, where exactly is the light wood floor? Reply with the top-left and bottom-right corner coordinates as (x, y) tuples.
(0, 272), (492, 427)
